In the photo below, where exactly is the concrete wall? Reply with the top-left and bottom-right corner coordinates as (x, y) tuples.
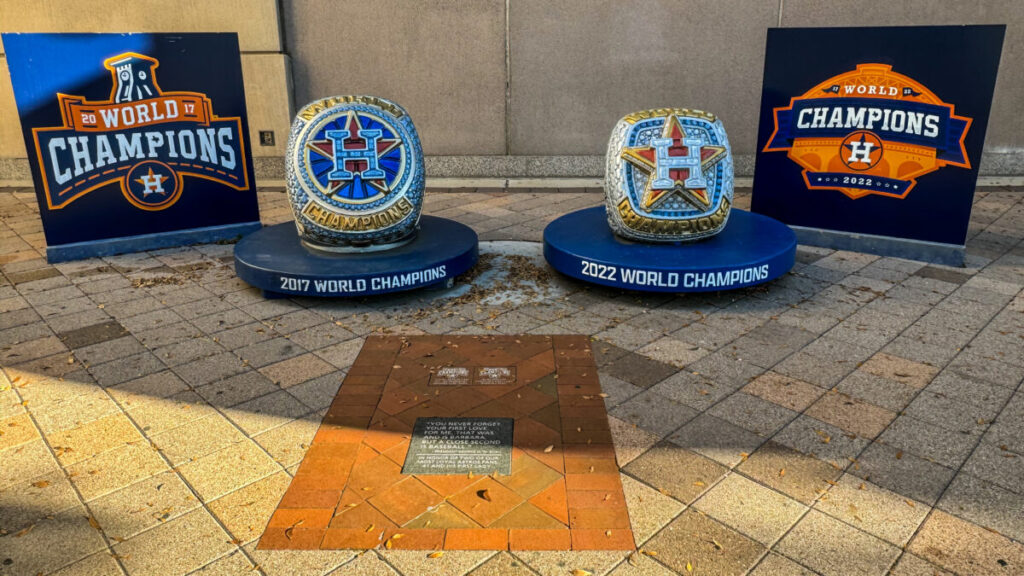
(1, 1), (1023, 179)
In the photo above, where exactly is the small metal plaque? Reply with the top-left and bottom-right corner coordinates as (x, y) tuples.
(429, 366), (471, 386)
(475, 366), (516, 386)
(402, 417), (513, 475)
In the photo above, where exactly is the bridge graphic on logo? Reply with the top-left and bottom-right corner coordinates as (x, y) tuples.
(32, 51), (250, 211)
(763, 63), (972, 200)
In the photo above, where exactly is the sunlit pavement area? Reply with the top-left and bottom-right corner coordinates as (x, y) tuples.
(1, 185), (1023, 576)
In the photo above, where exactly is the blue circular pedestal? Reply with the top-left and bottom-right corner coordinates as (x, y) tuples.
(544, 207), (796, 292)
(234, 216), (478, 298)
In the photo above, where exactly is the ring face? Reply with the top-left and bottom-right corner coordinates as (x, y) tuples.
(605, 108), (733, 242)
(286, 95), (424, 247)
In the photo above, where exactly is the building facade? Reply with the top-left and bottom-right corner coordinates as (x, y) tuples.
(1, 0), (1022, 181)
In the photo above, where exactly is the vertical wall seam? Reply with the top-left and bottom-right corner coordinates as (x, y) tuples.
(505, 0), (512, 156)
(778, 0), (785, 27)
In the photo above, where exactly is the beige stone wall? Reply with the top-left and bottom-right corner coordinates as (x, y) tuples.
(0, 0), (291, 159)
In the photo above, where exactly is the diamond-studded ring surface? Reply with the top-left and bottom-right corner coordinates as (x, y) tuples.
(286, 95), (424, 249)
(605, 108), (733, 242)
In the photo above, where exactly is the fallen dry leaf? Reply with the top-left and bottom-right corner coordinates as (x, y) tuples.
(31, 480), (50, 489)
(543, 444), (554, 453)
(571, 570), (592, 576)
(87, 516), (102, 532)
(14, 524), (35, 538)
(779, 468), (786, 477)
(686, 561), (693, 572)
(427, 551), (444, 558)
(284, 519), (304, 540)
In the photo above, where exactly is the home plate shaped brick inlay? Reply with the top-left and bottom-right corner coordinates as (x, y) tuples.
(258, 335), (635, 551)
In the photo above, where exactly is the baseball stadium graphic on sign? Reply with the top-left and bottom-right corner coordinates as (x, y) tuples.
(32, 52), (250, 211)
(763, 63), (972, 200)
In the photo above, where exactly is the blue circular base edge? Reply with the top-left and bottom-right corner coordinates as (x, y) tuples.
(233, 216), (479, 298)
(543, 207), (796, 293)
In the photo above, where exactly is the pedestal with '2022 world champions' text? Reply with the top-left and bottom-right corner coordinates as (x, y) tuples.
(234, 95), (478, 298)
(544, 108), (796, 292)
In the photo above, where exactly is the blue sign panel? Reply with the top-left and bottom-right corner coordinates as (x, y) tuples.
(751, 26), (1004, 265)
(3, 33), (261, 262)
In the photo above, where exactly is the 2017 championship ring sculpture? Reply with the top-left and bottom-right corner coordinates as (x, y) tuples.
(605, 108), (733, 242)
(286, 95), (424, 250)
(234, 95), (478, 298)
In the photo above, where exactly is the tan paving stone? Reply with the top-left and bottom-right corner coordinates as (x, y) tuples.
(805, 391), (896, 439)
(636, 337), (709, 368)
(383, 550), (497, 576)
(259, 352), (337, 388)
(515, 550), (628, 576)
(108, 370), (189, 410)
(748, 553), (818, 576)
(0, 412), (38, 452)
(606, 552), (676, 576)
(244, 544), (356, 576)
(47, 412), (143, 466)
(48, 551), (126, 576)
(743, 371), (825, 412)
(467, 551), (537, 576)
(208, 470), (292, 544)
(623, 443), (727, 504)
(815, 474), (928, 546)
(113, 508), (235, 576)
(667, 413), (766, 468)
(0, 439), (58, 489)
(253, 415), (322, 468)
(0, 504), (107, 576)
(619, 475), (684, 544)
(328, 551), (401, 575)
(937, 472), (1024, 542)
(223, 389), (310, 437)
(693, 473), (807, 545)
(777, 509), (900, 576)
(126, 389), (217, 436)
(148, 413), (247, 466)
(88, 470), (199, 541)
(190, 550), (257, 575)
(31, 388), (119, 436)
(908, 509), (1024, 575)
(644, 508), (766, 576)
(67, 440), (170, 501)
(608, 416), (660, 466)
(177, 440), (280, 502)
(0, 469), (80, 534)
(737, 441), (841, 505)
(888, 553), (954, 576)
(859, 352), (938, 389)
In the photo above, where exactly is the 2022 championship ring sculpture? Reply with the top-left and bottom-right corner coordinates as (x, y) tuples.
(605, 108), (733, 242)
(286, 95), (424, 250)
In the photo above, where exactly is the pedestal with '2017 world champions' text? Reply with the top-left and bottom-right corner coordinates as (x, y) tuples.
(544, 108), (796, 292)
(234, 95), (478, 298)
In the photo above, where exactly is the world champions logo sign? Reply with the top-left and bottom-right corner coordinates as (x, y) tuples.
(763, 63), (972, 200)
(32, 52), (250, 211)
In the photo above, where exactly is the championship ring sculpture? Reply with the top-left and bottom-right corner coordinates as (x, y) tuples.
(287, 95), (424, 250)
(605, 108), (733, 242)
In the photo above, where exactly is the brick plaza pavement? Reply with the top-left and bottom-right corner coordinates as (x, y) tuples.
(0, 186), (1022, 575)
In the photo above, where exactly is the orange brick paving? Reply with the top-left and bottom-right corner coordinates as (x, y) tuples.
(257, 334), (636, 551)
